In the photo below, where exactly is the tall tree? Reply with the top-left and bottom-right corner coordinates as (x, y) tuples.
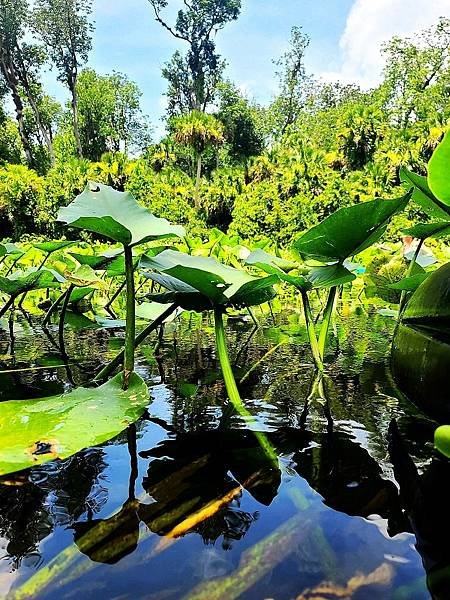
(270, 26), (311, 137)
(149, 0), (241, 116)
(0, 0), (54, 166)
(75, 69), (152, 161)
(32, 0), (93, 157)
(381, 17), (450, 130)
(216, 80), (265, 165)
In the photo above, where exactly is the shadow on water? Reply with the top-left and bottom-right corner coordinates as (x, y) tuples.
(0, 310), (447, 599)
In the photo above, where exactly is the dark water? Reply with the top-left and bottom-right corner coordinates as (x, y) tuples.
(0, 305), (443, 599)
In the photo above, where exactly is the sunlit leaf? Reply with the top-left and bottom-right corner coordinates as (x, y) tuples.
(400, 166), (450, 219)
(58, 182), (185, 247)
(435, 426), (450, 459)
(403, 222), (450, 240)
(0, 372), (149, 476)
(0, 268), (60, 297)
(428, 131), (450, 206)
(293, 192), (411, 262)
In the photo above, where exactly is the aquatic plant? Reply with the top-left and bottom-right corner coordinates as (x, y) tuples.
(57, 182), (185, 387)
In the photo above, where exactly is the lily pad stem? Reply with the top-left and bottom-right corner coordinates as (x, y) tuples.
(58, 284), (74, 356)
(123, 246), (136, 389)
(318, 286), (337, 360)
(93, 304), (178, 383)
(300, 291), (324, 371)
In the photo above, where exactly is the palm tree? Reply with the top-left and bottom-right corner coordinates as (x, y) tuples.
(172, 110), (225, 207)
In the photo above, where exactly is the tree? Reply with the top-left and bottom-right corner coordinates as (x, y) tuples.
(74, 69), (152, 161)
(149, 0), (241, 116)
(171, 110), (224, 205)
(32, 0), (94, 157)
(0, 0), (54, 166)
(270, 26), (311, 136)
(381, 17), (450, 130)
(216, 80), (265, 167)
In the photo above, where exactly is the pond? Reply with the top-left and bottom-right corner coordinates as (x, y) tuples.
(0, 306), (440, 599)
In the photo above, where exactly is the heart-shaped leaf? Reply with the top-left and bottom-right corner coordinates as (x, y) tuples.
(58, 182), (185, 247)
(400, 167), (450, 219)
(141, 250), (277, 311)
(0, 268), (60, 297)
(428, 131), (450, 206)
(389, 272), (430, 292)
(0, 372), (149, 476)
(293, 192), (411, 262)
(0, 243), (24, 258)
(308, 264), (356, 288)
(69, 249), (123, 270)
(33, 241), (75, 254)
(403, 222), (450, 240)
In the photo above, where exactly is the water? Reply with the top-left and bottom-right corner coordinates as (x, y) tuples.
(0, 306), (442, 599)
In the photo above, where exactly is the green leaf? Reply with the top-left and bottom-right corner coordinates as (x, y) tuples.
(403, 222), (450, 240)
(141, 250), (277, 311)
(69, 287), (94, 304)
(428, 131), (450, 206)
(0, 373), (149, 476)
(389, 273), (430, 292)
(33, 241), (75, 254)
(403, 262), (450, 322)
(435, 426), (450, 459)
(400, 166), (450, 219)
(64, 265), (105, 288)
(0, 243), (24, 258)
(308, 264), (356, 288)
(58, 182), (185, 247)
(293, 192), (412, 262)
(136, 302), (179, 322)
(69, 249), (123, 270)
(245, 249), (297, 274)
(106, 254), (140, 278)
(0, 268), (60, 297)
(177, 383), (199, 398)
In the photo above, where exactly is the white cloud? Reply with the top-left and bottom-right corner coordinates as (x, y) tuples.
(320, 0), (450, 88)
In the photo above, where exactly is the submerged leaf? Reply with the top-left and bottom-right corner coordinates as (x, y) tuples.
(0, 373), (149, 476)
(58, 182), (185, 247)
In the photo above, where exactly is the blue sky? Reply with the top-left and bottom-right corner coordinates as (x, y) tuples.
(42, 0), (449, 136)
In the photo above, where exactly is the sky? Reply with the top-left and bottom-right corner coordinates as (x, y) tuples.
(41, 0), (450, 137)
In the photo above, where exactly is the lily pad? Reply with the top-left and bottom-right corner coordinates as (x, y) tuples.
(0, 268), (60, 297)
(428, 131), (450, 206)
(33, 241), (75, 254)
(400, 167), (450, 219)
(293, 193), (411, 262)
(0, 372), (149, 476)
(58, 182), (185, 247)
(141, 250), (277, 311)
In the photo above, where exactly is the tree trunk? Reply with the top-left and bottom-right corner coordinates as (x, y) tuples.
(70, 76), (83, 158)
(0, 57), (34, 167)
(26, 91), (55, 165)
(11, 85), (33, 167)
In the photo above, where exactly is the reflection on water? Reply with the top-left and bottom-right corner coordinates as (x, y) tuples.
(0, 308), (443, 599)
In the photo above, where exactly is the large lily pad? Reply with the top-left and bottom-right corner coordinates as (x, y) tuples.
(428, 131), (450, 206)
(0, 372), (149, 476)
(0, 268), (60, 297)
(293, 193), (411, 262)
(33, 241), (75, 254)
(400, 167), (450, 219)
(403, 262), (450, 323)
(141, 250), (277, 311)
(245, 250), (354, 290)
(58, 182), (185, 247)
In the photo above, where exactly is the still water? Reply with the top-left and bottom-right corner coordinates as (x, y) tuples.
(0, 306), (444, 599)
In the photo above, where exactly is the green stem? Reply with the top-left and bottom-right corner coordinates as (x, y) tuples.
(318, 286), (337, 360)
(123, 246), (136, 388)
(214, 307), (278, 465)
(0, 295), (16, 319)
(42, 290), (67, 327)
(399, 239), (424, 316)
(301, 291), (324, 371)
(58, 284), (74, 356)
(93, 304), (178, 383)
